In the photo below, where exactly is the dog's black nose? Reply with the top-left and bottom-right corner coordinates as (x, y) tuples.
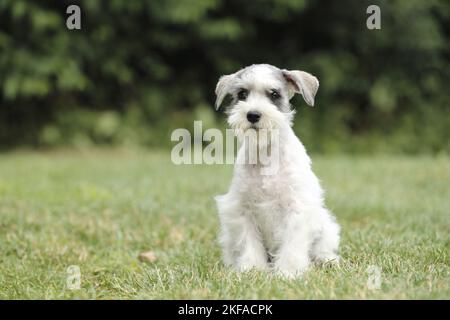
(247, 111), (261, 123)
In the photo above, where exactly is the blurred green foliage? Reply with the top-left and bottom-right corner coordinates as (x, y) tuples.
(0, 0), (449, 153)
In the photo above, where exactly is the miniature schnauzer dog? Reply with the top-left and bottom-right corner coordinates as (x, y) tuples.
(214, 64), (340, 278)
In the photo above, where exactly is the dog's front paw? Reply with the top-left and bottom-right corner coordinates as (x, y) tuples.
(235, 254), (268, 272)
(273, 255), (310, 279)
(312, 254), (340, 267)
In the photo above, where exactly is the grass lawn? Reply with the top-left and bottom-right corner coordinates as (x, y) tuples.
(0, 149), (448, 299)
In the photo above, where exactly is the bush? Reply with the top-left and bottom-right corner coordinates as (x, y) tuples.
(0, 0), (449, 153)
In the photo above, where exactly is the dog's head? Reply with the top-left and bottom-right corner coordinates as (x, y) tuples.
(215, 64), (319, 135)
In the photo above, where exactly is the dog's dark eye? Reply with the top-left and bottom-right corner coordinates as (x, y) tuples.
(270, 90), (281, 100)
(237, 89), (248, 101)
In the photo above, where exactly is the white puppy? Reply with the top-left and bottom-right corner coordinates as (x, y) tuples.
(214, 64), (340, 277)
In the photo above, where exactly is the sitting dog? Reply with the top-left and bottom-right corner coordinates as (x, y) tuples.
(214, 64), (340, 277)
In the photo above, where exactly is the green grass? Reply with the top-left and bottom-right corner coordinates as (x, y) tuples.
(0, 149), (448, 299)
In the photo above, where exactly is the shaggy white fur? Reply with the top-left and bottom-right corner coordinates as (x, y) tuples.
(214, 64), (340, 278)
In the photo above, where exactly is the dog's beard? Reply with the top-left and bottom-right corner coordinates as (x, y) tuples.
(227, 107), (293, 140)
(235, 126), (281, 172)
(225, 105), (287, 171)
(227, 110), (288, 168)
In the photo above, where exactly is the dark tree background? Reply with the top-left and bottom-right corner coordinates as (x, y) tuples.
(0, 0), (449, 153)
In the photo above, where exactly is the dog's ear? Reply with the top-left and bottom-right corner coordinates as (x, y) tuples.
(215, 73), (236, 110)
(282, 70), (319, 106)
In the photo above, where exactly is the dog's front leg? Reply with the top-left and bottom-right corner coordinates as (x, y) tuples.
(273, 213), (312, 278)
(217, 195), (268, 271)
(238, 220), (268, 272)
(221, 214), (268, 272)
